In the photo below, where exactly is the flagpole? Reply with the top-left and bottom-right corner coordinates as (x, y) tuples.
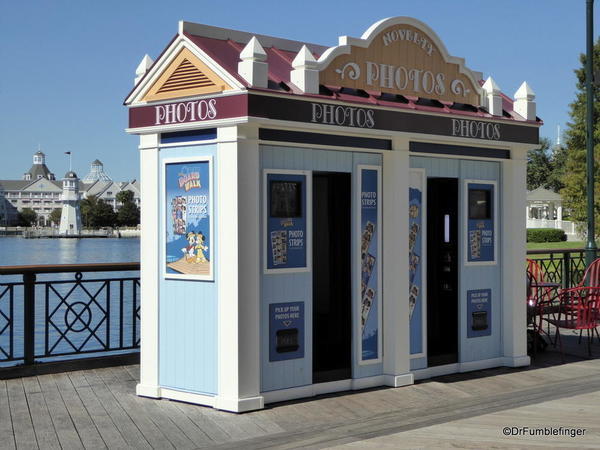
(65, 151), (72, 172)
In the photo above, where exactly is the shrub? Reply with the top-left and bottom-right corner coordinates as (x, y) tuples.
(527, 228), (567, 243)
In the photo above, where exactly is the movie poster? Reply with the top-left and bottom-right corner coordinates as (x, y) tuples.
(164, 159), (212, 280)
(360, 168), (380, 362)
(409, 185), (423, 355)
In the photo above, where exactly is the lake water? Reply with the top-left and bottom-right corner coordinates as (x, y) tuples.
(0, 236), (140, 266)
(0, 237), (140, 365)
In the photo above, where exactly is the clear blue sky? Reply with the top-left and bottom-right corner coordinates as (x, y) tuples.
(0, 1), (597, 181)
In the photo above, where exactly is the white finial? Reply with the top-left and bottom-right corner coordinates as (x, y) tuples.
(514, 81), (535, 101)
(557, 125), (561, 146)
(292, 45), (317, 69)
(290, 45), (319, 94)
(240, 36), (267, 61)
(513, 81), (536, 121)
(482, 76), (502, 116)
(238, 36), (268, 88)
(134, 54), (154, 85)
(482, 76), (501, 94)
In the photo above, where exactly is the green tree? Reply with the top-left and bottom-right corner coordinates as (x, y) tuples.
(547, 144), (568, 193)
(49, 208), (62, 225)
(527, 137), (553, 190)
(80, 195), (117, 228)
(18, 208), (37, 226)
(116, 190), (140, 226)
(561, 37), (600, 232)
(116, 190), (134, 204)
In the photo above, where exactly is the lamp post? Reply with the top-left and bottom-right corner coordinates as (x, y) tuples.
(586, 0), (597, 267)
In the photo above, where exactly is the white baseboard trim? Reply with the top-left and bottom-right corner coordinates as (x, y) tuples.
(383, 373), (414, 387)
(413, 363), (459, 380)
(214, 395), (264, 413)
(262, 385), (314, 404)
(351, 375), (384, 390)
(412, 356), (532, 381)
(502, 355), (531, 367)
(314, 379), (352, 395)
(262, 375), (412, 405)
(136, 383), (161, 398)
(160, 387), (216, 408)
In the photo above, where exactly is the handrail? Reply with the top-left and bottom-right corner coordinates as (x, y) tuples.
(0, 262), (141, 368)
(0, 262), (140, 275)
(526, 248), (586, 255)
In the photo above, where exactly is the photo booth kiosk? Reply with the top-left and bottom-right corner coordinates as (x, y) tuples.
(125, 16), (541, 412)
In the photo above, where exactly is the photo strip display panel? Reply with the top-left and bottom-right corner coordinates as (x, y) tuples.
(264, 171), (309, 273)
(357, 166), (382, 364)
(465, 181), (496, 265)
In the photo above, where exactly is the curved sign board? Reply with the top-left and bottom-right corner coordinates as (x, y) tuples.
(319, 18), (482, 106)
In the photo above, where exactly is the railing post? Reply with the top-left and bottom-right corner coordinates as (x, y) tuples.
(562, 251), (571, 289)
(23, 272), (36, 365)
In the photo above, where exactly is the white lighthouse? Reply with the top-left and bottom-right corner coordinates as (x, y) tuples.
(59, 171), (82, 235)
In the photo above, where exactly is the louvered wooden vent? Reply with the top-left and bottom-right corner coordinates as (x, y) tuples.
(156, 59), (215, 94)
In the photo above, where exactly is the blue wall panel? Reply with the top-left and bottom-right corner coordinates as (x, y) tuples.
(260, 145), (382, 392)
(410, 156), (501, 366)
(158, 144), (218, 395)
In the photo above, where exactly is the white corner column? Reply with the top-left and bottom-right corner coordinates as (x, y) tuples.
(136, 133), (161, 398)
(383, 136), (414, 387)
(215, 125), (264, 412)
(501, 146), (531, 367)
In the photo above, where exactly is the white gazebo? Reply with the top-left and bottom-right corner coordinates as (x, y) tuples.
(526, 187), (563, 221)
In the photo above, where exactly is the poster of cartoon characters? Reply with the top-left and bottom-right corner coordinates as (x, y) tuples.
(164, 159), (212, 280)
(359, 167), (380, 362)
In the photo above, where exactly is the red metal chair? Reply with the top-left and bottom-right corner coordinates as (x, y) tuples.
(577, 257), (600, 288)
(526, 268), (552, 355)
(544, 286), (600, 360)
(527, 259), (554, 302)
(527, 258), (560, 340)
(576, 257), (600, 343)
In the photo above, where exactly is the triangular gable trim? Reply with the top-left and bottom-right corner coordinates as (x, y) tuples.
(22, 178), (63, 191)
(126, 36), (244, 105)
(142, 47), (233, 102)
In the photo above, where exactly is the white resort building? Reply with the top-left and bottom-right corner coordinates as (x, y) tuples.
(0, 151), (140, 226)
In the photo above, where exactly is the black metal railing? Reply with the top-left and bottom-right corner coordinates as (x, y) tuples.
(526, 248), (600, 289)
(0, 263), (140, 369)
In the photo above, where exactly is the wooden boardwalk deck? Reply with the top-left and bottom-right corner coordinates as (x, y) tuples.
(2, 332), (600, 449)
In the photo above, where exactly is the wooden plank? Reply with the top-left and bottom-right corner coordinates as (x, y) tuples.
(51, 372), (106, 449)
(0, 380), (16, 450)
(172, 401), (233, 444)
(123, 364), (140, 383)
(82, 369), (151, 449)
(21, 377), (60, 450)
(153, 399), (214, 447)
(6, 378), (37, 449)
(105, 367), (199, 448)
(242, 410), (286, 435)
(92, 368), (177, 449)
(37, 374), (83, 449)
(67, 371), (129, 449)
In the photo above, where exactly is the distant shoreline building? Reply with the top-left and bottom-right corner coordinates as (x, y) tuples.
(59, 171), (82, 235)
(0, 152), (140, 226)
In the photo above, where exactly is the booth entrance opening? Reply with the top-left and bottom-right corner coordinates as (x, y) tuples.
(312, 172), (352, 383)
(427, 178), (459, 367)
